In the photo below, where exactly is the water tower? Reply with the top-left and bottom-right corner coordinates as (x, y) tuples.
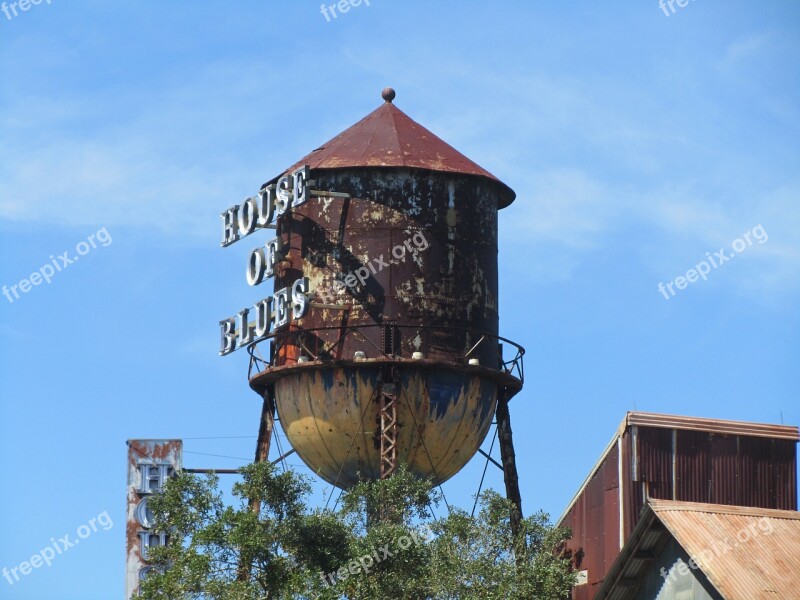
(226, 89), (525, 527)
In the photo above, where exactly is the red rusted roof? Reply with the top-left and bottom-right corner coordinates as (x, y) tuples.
(276, 88), (516, 208)
(598, 499), (800, 600)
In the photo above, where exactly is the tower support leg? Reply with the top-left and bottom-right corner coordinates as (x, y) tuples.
(254, 385), (276, 466)
(239, 386), (275, 581)
(496, 387), (524, 544)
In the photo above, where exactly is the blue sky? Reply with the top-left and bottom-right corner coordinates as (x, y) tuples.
(1, 1), (798, 598)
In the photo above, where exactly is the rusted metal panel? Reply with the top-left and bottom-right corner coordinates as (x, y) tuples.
(708, 433), (738, 505)
(276, 169), (502, 364)
(249, 164), (524, 488)
(271, 365), (496, 488)
(672, 431), (797, 510)
(587, 497), (604, 585)
(574, 583), (591, 600)
(561, 443), (623, 597)
(126, 440), (182, 599)
(603, 487), (620, 575)
(621, 432), (638, 543)
(637, 426), (673, 501)
(675, 429), (710, 503)
(737, 436), (798, 510)
(603, 442), (620, 491)
(739, 436), (770, 508)
(773, 438), (798, 509)
(273, 93), (516, 207)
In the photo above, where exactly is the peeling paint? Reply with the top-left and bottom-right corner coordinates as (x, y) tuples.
(246, 98), (522, 489)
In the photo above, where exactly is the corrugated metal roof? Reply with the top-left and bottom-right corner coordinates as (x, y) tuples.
(271, 88), (516, 207)
(627, 412), (800, 441)
(652, 500), (800, 600)
(597, 499), (800, 600)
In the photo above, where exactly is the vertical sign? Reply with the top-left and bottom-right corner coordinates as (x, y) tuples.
(125, 440), (182, 599)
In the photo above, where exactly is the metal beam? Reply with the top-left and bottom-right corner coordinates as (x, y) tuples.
(477, 448), (504, 471)
(184, 469), (240, 474)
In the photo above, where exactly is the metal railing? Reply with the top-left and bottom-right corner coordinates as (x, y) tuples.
(246, 323), (524, 384)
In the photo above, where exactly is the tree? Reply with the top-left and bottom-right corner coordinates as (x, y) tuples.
(138, 462), (575, 599)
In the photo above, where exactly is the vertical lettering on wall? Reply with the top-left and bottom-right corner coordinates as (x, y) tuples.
(126, 441), (182, 599)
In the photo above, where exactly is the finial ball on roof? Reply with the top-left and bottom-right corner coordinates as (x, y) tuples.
(381, 87), (396, 103)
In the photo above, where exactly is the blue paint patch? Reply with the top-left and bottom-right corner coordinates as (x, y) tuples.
(477, 379), (497, 424)
(427, 371), (467, 420)
(320, 368), (335, 390)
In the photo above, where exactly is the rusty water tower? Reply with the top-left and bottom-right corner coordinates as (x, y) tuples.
(242, 88), (525, 525)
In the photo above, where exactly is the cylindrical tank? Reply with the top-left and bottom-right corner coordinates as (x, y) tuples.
(249, 91), (522, 488)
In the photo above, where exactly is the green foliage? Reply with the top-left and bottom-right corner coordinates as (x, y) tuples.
(428, 491), (576, 599)
(137, 464), (575, 600)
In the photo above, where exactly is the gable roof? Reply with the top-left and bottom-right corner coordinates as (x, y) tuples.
(597, 499), (800, 600)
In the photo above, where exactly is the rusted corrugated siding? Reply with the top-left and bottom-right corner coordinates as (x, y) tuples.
(675, 429), (710, 503)
(563, 441), (621, 598)
(637, 426), (674, 500)
(739, 436), (799, 509)
(602, 443), (620, 576)
(774, 437), (798, 508)
(671, 431), (797, 509)
(708, 433), (737, 505)
(621, 431), (638, 542)
(737, 436), (771, 508)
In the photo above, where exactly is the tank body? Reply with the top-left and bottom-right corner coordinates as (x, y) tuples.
(248, 95), (521, 489)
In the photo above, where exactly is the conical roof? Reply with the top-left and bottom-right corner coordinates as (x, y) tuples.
(272, 88), (515, 208)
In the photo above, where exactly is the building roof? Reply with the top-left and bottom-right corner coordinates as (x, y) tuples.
(270, 88), (516, 208)
(557, 412), (800, 525)
(597, 499), (800, 600)
(626, 412), (800, 441)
